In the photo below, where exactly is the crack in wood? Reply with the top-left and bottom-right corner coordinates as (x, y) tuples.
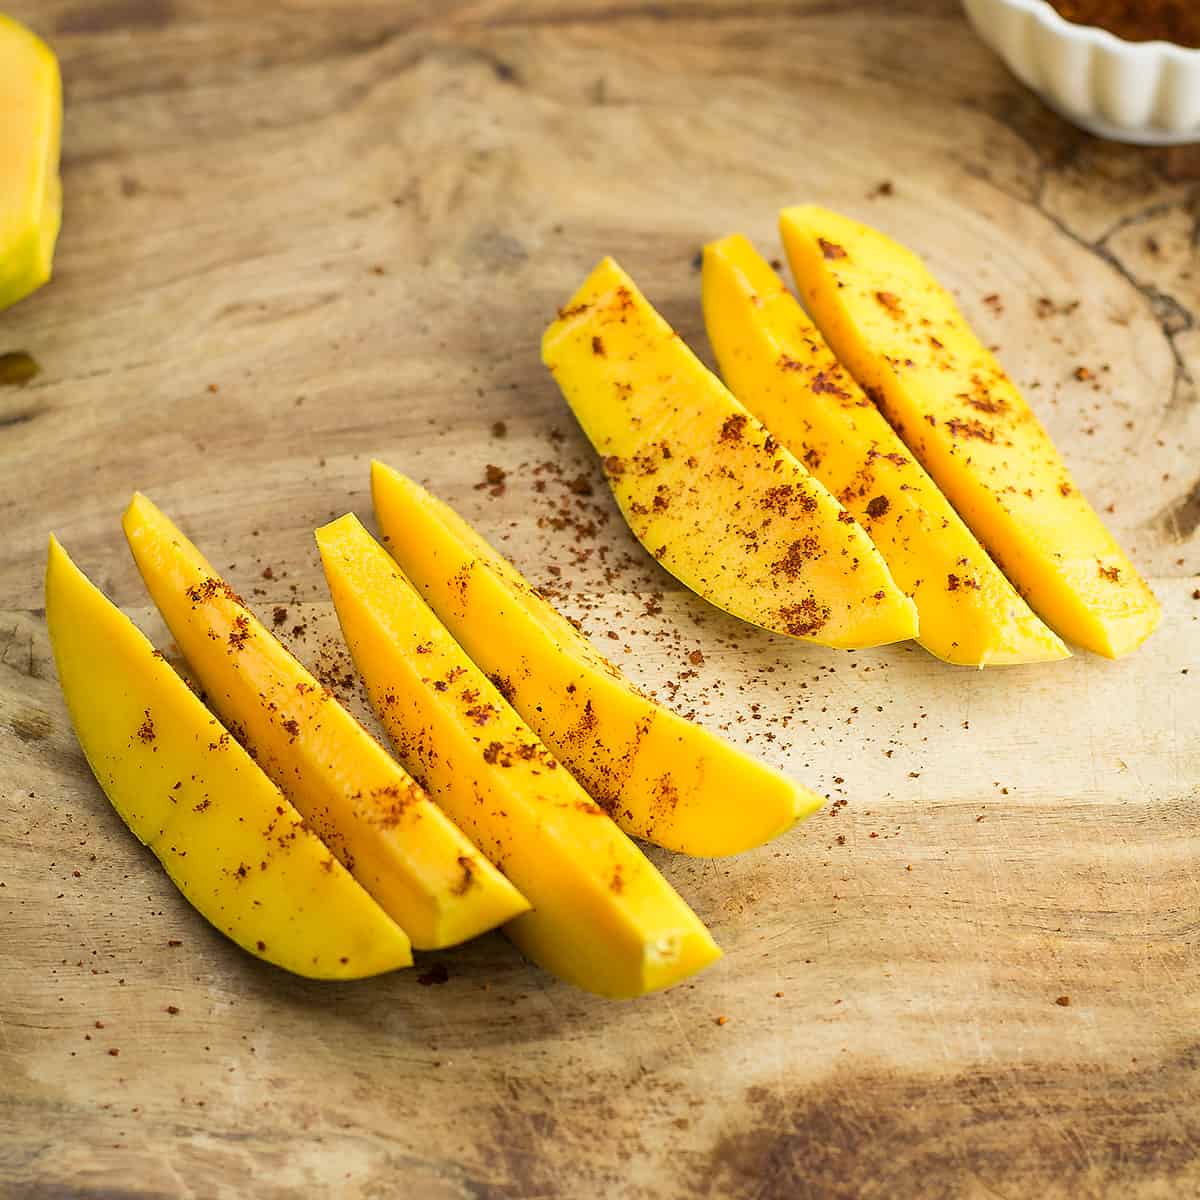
(0, 409), (39, 430)
(1025, 180), (1197, 422)
(1155, 475), (1200, 541)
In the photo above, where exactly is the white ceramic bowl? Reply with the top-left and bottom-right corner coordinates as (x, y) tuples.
(963, 0), (1200, 144)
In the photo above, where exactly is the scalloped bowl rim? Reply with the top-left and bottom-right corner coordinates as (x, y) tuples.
(994, 0), (1200, 60)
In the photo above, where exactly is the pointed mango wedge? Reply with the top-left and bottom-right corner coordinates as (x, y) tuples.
(541, 257), (918, 650)
(122, 494), (529, 950)
(371, 460), (822, 854)
(316, 513), (722, 999)
(702, 235), (1069, 667)
(1, 15), (61, 310)
(45, 537), (411, 980)
(780, 205), (1161, 659)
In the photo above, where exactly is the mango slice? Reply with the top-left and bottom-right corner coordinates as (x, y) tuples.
(780, 206), (1161, 659)
(702, 235), (1070, 668)
(122, 494), (528, 950)
(541, 257), (919, 650)
(316, 513), (722, 999)
(45, 536), (412, 980)
(0, 15), (62, 311)
(371, 461), (822, 854)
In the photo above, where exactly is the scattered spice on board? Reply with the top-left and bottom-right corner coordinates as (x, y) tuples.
(470, 427), (932, 777)
(479, 464), (507, 497)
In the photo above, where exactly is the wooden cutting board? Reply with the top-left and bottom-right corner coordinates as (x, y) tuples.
(2, 2), (1197, 1196)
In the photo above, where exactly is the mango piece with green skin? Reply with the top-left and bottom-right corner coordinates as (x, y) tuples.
(45, 536), (412, 980)
(317, 513), (722, 999)
(702, 234), (1069, 667)
(1, 14), (61, 311)
(371, 460), (822, 856)
(780, 205), (1160, 659)
(541, 257), (918, 650)
(122, 493), (529, 951)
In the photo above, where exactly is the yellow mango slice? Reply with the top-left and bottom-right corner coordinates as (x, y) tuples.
(45, 536), (412, 980)
(780, 206), (1161, 659)
(316, 513), (721, 999)
(0, 15), (61, 311)
(122, 494), (528, 950)
(541, 257), (918, 650)
(702, 235), (1069, 668)
(371, 461), (822, 854)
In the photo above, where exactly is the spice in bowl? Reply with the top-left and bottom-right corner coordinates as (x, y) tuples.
(1049, 1), (1200, 48)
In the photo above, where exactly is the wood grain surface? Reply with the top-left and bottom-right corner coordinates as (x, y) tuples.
(2, 2), (1198, 1196)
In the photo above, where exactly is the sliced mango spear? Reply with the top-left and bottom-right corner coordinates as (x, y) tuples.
(45, 537), (412, 980)
(122, 494), (528, 950)
(371, 461), (822, 855)
(0, 15), (62, 311)
(541, 257), (918, 650)
(317, 513), (721, 999)
(702, 235), (1069, 668)
(780, 205), (1161, 659)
